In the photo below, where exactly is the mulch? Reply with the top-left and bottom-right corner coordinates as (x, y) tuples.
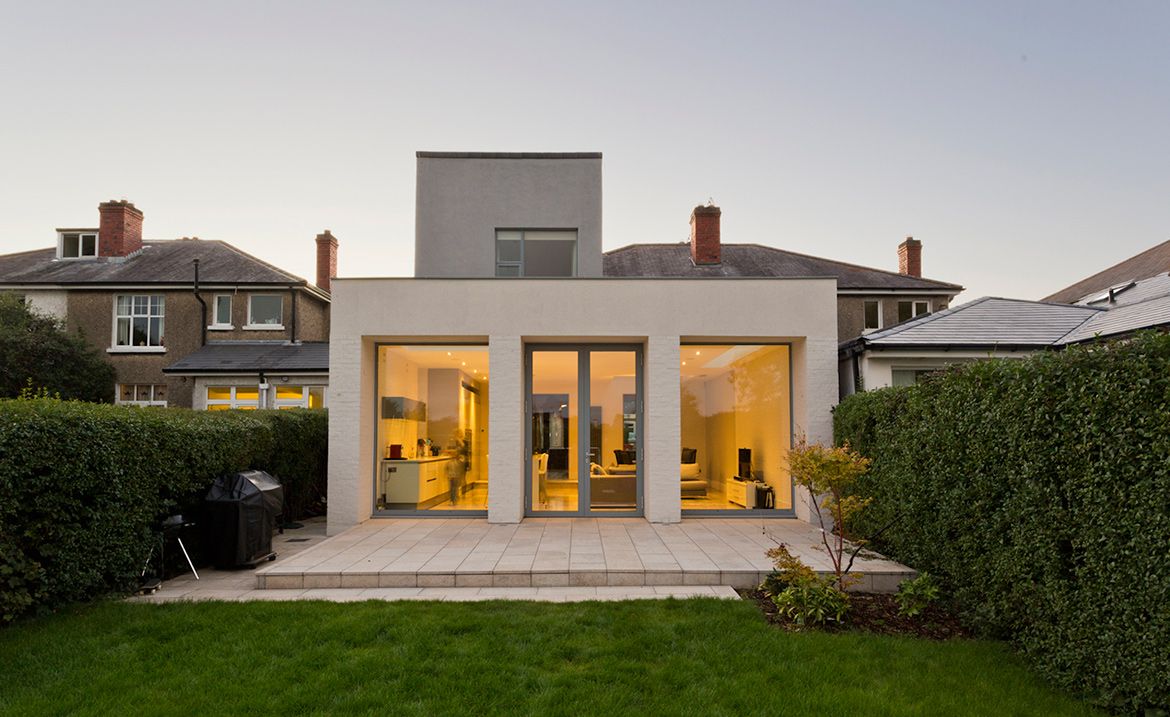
(742, 587), (971, 640)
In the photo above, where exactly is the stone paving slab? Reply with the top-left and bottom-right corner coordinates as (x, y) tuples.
(128, 585), (740, 603)
(253, 517), (915, 593)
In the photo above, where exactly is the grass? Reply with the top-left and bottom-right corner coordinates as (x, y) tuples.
(0, 598), (1097, 716)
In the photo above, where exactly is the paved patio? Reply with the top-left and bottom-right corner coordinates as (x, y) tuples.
(254, 517), (913, 592)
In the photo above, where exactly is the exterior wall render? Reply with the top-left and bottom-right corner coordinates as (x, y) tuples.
(414, 156), (603, 278)
(23, 290), (69, 321)
(855, 349), (1036, 392)
(327, 277), (838, 534)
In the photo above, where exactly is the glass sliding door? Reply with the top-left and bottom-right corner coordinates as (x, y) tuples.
(530, 350), (579, 512)
(527, 346), (642, 516)
(588, 351), (638, 513)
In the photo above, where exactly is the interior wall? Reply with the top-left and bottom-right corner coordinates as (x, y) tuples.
(731, 346), (791, 508)
(378, 349), (426, 459)
(680, 377), (709, 480)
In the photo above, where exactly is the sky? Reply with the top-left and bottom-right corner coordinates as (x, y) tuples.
(1, 1), (1168, 303)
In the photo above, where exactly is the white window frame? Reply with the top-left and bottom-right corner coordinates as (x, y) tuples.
(494, 229), (578, 277)
(210, 294), (233, 330)
(57, 231), (99, 260)
(245, 294), (284, 330)
(116, 383), (168, 407)
(896, 299), (931, 323)
(109, 294), (166, 353)
(205, 385), (262, 410)
(862, 299), (883, 333)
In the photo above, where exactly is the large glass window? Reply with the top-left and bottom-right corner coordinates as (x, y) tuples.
(680, 344), (792, 512)
(376, 345), (489, 513)
(495, 229), (577, 277)
(115, 295), (164, 348)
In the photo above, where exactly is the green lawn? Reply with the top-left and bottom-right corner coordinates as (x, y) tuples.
(0, 598), (1096, 716)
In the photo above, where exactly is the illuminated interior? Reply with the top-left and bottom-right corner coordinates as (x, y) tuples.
(375, 345), (489, 512)
(680, 344), (792, 511)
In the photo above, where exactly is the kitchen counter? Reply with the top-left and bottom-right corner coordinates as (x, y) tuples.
(384, 455), (452, 464)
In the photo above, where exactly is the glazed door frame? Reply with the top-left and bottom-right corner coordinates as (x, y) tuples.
(524, 344), (644, 517)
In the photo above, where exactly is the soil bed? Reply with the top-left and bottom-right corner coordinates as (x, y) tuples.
(743, 588), (971, 639)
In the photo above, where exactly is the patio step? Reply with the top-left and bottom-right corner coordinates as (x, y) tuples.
(132, 585), (742, 603)
(254, 518), (917, 594)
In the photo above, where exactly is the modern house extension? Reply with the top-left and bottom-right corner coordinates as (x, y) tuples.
(328, 151), (964, 533)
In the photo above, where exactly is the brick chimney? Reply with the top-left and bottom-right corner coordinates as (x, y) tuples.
(690, 204), (722, 265)
(315, 230), (338, 293)
(898, 236), (922, 277)
(98, 200), (144, 257)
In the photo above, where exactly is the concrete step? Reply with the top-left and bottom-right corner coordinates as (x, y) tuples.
(130, 584), (743, 603)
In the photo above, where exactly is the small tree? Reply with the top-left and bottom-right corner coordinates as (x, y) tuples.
(0, 293), (115, 402)
(787, 436), (872, 590)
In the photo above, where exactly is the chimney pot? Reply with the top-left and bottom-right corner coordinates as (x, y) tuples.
(689, 204), (721, 265)
(98, 200), (144, 257)
(898, 236), (922, 277)
(316, 230), (339, 293)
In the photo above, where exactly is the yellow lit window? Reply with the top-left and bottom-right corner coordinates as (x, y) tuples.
(276, 386), (304, 400)
(207, 386), (231, 401)
(235, 387), (259, 401)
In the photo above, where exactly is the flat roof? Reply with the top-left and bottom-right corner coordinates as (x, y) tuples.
(416, 151), (602, 160)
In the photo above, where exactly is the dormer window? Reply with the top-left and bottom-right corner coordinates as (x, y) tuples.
(59, 232), (98, 259)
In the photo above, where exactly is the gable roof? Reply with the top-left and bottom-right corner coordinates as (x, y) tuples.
(850, 297), (1102, 350)
(1043, 239), (1170, 303)
(163, 341), (329, 375)
(0, 239), (327, 297)
(603, 243), (963, 292)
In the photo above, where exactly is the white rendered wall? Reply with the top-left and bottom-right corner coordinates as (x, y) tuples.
(24, 290), (68, 321)
(414, 155), (603, 278)
(857, 349), (1035, 391)
(327, 277), (838, 532)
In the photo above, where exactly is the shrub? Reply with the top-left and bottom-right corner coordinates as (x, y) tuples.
(0, 398), (327, 623)
(764, 543), (851, 627)
(786, 438), (871, 590)
(834, 332), (1170, 712)
(895, 572), (940, 618)
(773, 579), (851, 627)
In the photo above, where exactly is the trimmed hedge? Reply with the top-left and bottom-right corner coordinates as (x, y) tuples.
(834, 333), (1170, 712)
(0, 399), (327, 622)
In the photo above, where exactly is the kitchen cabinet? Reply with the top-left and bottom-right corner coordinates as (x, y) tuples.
(379, 457), (453, 508)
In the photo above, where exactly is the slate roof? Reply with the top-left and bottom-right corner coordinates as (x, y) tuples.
(850, 297), (1102, 350)
(163, 342), (329, 374)
(603, 243), (963, 292)
(846, 273), (1170, 355)
(0, 239), (323, 294)
(1060, 291), (1170, 344)
(1043, 239), (1170, 303)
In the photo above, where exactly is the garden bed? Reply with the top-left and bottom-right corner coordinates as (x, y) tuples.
(742, 587), (970, 640)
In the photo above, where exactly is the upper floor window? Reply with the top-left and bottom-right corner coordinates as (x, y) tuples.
(115, 295), (164, 348)
(211, 294), (233, 329)
(863, 300), (882, 332)
(59, 232), (97, 259)
(897, 300), (930, 323)
(247, 294), (283, 328)
(495, 229), (577, 277)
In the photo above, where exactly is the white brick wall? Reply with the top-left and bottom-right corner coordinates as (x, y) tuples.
(645, 336), (681, 523)
(487, 336), (523, 523)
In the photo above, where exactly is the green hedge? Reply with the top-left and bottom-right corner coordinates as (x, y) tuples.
(834, 333), (1170, 712)
(0, 399), (327, 623)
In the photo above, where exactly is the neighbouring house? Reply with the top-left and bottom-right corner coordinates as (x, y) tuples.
(0, 200), (334, 409)
(1043, 238), (1170, 303)
(326, 151), (959, 532)
(839, 269), (1170, 396)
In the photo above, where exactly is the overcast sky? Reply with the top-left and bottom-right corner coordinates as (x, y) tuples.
(2, 1), (1167, 302)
